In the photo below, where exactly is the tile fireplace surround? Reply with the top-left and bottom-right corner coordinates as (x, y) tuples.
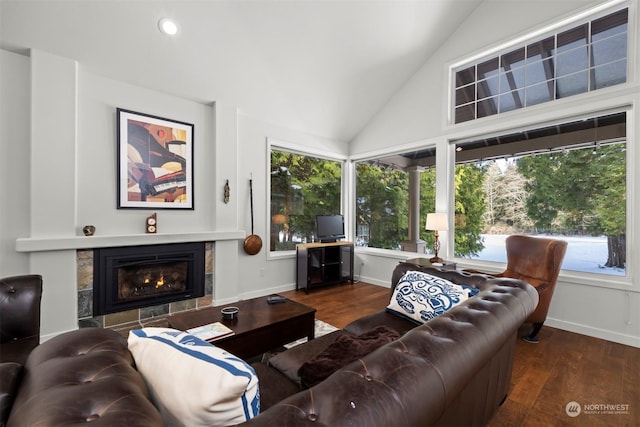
(76, 242), (214, 334)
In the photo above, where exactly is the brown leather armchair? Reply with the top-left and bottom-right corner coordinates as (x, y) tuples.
(467, 235), (567, 343)
(0, 275), (43, 363)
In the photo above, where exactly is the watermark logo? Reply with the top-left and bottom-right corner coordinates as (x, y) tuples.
(566, 401), (581, 417)
(565, 401), (631, 417)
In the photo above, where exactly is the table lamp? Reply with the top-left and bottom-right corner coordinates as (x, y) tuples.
(425, 213), (448, 263)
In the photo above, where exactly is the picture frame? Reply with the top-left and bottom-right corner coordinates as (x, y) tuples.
(117, 108), (194, 209)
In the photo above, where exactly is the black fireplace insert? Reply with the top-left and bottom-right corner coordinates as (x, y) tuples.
(93, 242), (205, 315)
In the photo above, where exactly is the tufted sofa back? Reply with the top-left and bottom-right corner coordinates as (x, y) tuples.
(6, 327), (164, 426)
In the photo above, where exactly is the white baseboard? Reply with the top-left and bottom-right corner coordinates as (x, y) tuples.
(545, 318), (640, 348)
(356, 275), (389, 287)
(239, 283), (296, 302)
(40, 328), (77, 343)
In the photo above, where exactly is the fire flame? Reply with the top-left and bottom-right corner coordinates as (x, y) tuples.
(156, 276), (165, 288)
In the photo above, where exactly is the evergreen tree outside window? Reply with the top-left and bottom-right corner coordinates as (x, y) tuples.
(454, 112), (627, 276)
(354, 162), (416, 250)
(269, 149), (342, 252)
(354, 150), (490, 258)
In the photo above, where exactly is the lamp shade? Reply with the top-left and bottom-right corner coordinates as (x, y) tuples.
(425, 213), (448, 231)
(272, 214), (286, 225)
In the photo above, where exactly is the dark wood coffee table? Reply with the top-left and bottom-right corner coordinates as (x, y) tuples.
(167, 296), (316, 360)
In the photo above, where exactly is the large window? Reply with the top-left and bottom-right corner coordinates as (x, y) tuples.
(454, 112), (627, 276)
(354, 148), (492, 257)
(355, 158), (435, 251)
(454, 7), (628, 123)
(269, 148), (342, 252)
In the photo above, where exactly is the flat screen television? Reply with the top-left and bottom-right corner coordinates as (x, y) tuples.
(316, 214), (345, 243)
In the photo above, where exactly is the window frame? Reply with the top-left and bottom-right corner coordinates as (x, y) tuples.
(445, 105), (635, 290)
(340, 1), (637, 292)
(448, 2), (630, 125)
(350, 141), (440, 256)
(266, 138), (348, 260)
(455, 114), (626, 271)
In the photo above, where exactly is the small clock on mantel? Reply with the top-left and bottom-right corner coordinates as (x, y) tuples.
(146, 213), (157, 234)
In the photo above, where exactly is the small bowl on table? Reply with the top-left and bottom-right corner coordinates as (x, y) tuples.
(221, 306), (239, 320)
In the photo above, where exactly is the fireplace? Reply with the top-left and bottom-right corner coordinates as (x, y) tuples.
(93, 242), (205, 315)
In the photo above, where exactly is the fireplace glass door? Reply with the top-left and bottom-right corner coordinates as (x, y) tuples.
(117, 259), (188, 301)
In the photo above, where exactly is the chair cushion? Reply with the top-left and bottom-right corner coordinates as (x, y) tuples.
(386, 270), (473, 323)
(128, 327), (259, 426)
(250, 362), (299, 411)
(298, 325), (400, 388)
(268, 330), (347, 386)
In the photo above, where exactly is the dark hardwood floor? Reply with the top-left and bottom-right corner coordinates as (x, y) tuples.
(281, 281), (390, 329)
(281, 282), (640, 426)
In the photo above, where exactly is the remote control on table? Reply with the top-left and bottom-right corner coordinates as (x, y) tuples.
(267, 295), (287, 304)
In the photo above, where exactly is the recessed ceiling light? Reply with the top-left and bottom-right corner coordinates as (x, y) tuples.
(158, 18), (178, 36)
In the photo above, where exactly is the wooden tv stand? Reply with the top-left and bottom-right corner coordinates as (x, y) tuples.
(296, 241), (354, 293)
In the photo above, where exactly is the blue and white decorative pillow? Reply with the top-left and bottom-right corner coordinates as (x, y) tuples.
(128, 327), (259, 426)
(386, 271), (474, 323)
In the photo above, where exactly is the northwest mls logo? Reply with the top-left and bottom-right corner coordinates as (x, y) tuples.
(566, 401), (581, 417)
(566, 401), (631, 417)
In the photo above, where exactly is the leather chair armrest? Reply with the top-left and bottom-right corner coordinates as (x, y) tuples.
(0, 275), (43, 363)
(0, 362), (23, 425)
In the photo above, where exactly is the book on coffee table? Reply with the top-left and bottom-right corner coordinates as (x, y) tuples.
(187, 322), (235, 341)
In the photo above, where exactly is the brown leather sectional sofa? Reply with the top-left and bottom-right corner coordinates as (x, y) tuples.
(1, 264), (538, 426)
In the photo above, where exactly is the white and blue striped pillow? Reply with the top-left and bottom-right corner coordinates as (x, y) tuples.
(128, 327), (259, 426)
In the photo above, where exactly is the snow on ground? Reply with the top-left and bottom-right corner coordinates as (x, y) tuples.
(466, 234), (626, 277)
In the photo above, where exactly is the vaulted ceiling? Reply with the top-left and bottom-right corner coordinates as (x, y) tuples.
(0, 0), (483, 142)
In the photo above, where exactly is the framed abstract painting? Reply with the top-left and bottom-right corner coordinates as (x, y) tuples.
(117, 108), (194, 209)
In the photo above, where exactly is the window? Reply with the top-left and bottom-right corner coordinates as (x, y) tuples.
(269, 148), (342, 252)
(454, 112), (627, 276)
(453, 8), (628, 123)
(354, 149), (437, 252)
(355, 163), (413, 250)
(354, 147), (496, 257)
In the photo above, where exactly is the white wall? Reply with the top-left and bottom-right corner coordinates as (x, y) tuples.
(234, 113), (349, 300)
(350, 0), (609, 153)
(76, 72), (216, 235)
(0, 50), (30, 275)
(350, 0), (640, 347)
(2, 0), (638, 347)
(1, 49), (237, 338)
(0, 46), (349, 338)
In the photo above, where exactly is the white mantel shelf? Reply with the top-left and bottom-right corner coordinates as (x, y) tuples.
(15, 231), (247, 252)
